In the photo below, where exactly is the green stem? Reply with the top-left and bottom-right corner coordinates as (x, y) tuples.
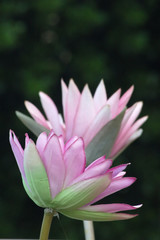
(39, 208), (55, 240)
(83, 220), (95, 240)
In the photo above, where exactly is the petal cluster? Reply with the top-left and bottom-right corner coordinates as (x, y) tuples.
(24, 80), (148, 159)
(10, 130), (140, 221)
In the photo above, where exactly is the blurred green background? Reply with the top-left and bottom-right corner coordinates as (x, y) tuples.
(0, 0), (160, 239)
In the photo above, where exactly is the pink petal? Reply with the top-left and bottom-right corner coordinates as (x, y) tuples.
(93, 80), (107, 111)
(61, 79), (68, 118)
(118, 86), (134, 114)
(64, 79), (81, 141)
(81, 203), (142, 213)
(127, 128), (143, 145)
(42, 134), (65, 198)
(85, 156), (108, 170)
(83, 104), (110, 146)
(58, 135), (65, 153)
(36, 132), (48, 156)
(115, 171), (126, 178)
(107, 89), (121, 118)
(9, 131), (29, 187)
(72, 85), (96, 137)
(63, 138), (86, 188)
(65, 136), (79, 151)
(25, 133), (30, 148)
(59, 114), (66, 137)
(9, 130), (24, 176)
(107, 163), (130, 178)
(111, 116), (148, 156)
(119, 102), (143, 138)
(39, 92), (62, 136)
(89, 177), (136, 205)
(25, 101), (49, 129)
(71, 158), (112, 185)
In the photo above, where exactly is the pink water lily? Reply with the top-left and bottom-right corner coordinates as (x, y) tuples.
(9, 130), (141, 221)
(24, 80), (148, 159)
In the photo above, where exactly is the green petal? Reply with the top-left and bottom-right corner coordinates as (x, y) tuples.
(51, 174), (111, 210)
(24, 141), (52, 207)
(60, 208), (137, 221)
(85, 110), (125, 165)
(16, 111), (49, 137)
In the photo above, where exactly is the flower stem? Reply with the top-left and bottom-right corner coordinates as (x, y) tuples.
(39, 208), (55, 240)
(83, 220), (95, 240)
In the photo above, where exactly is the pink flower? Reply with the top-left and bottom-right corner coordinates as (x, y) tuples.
(9, 130), (141, 221)
(23, 80), (148, 160)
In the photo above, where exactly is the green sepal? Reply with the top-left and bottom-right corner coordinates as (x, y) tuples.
(16, 111), (50, 137)
(51, 174), (111, 210)
(24, 141), (52, 208)
(85, 109), (125, 165)
(60, 208), (137, 221)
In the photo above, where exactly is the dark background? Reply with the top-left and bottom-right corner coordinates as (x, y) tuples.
(0, 0), (160, 239)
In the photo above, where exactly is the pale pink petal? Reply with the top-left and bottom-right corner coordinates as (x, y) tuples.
(9, 130), (24, 177)
(63, 138), (86, 188)
(39, 92), (62, 136)
(25, 101), (49, 129)
(72, 85), (96, 137)
(65, 136), (79, 151)
(127, 129), (143, 145)
(109, 129), (143, 159)
(36, 132), (48, 156)
(42, 134), (65, 198)
(115, 171), (126, 178)
(81, 203), (142, 213)
(85, 156), (107, 170)
(118, 102), (143, 138)
(111, 116), (148, 156)
(61, 79), (68, 118)
(117, 86), (134, 114)
(59, 114), (66, 138)
(89, 177), (136, 205)
(107, 89), (121, 118)
(71, 159), (112, 185)
(83, 104), (110, 146)
(9, 131), (29, 188)
(64, 79), (81, 141)
(25, 133), (30, 148)
(126, 116), (148, 139)
(93, 80), (107, 111)
(58, 135), (65, 153)
(107, 163), (130, 178)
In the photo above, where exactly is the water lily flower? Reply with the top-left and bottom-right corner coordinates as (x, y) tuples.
(20, 80), (147, 161)
(9, 130), (141, 221)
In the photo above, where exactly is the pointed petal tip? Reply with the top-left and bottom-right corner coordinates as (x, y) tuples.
(39, 91), (45, 97)
(136, 101), (143, 107)
(9, 129), (14, 139)
(24, 100), (29, 106)
(129, 85), (134, 92)
(83, 83), (89, 90)
(99, 79), (105, 85)
(24, 101), (36, 112)
(130, 177), (137, 184)
(134, 204), (143, 209)
(69, 78), (76, 87)
(15, 110), (20, 117)
(143, 115), (149, 121)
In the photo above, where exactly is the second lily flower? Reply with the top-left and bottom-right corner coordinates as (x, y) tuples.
(24, 80), (148, 159)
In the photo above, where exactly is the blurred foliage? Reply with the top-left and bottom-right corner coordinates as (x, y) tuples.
(0, 0), (160, 239)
